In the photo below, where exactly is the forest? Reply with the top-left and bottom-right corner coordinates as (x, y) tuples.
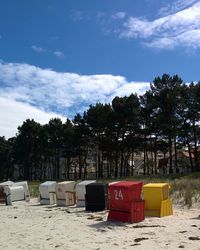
(0, 74), (200, 181)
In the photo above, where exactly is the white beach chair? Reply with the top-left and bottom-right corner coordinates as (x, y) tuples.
(56, 181), (76, 206)
(39, 181), (57, 205)
(3, 185), (25, 205)
(0, 180), (29, 205)
(76, 180), (96, 207)
(13, 181), (30, 201)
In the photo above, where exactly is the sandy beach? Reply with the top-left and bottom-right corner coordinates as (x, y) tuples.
(0, 199), (199, 250)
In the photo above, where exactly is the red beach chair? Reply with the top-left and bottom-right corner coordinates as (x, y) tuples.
(107, 181), (145, 223)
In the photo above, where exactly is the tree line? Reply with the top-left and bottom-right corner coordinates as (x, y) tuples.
(0, 74), (200, 181)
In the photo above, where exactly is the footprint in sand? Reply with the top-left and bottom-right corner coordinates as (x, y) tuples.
(130, 243), (141, 246)
(134, 237), (149, 243)
(188, 236), (200, 240)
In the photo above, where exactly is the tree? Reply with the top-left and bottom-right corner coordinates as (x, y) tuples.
(13, 119), (42, 180)
(110, 94), (141, 177)
(62, 119), (76, 179)
(85, 103), (113, 178)
(181, 82), (200, 171)
(149, 74), (184, 173)
(46, 118), (64, 179)
(73, 113), (90, 179)
(0, 136), (14, 180)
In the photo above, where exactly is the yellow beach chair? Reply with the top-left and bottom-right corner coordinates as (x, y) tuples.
(143, 183), (173, 217)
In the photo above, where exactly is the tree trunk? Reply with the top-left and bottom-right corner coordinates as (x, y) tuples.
(169, 135), (173, 174)
(115, 150), (118, 178)
(174, 135), (178, 173)
(143, 135), (146, 176)
(78, 152), (82, 180)
(56, 148), (60, 179)
(186, 133), (194, 172)
(131, 148), (134, 176)
(192, 120), (199, 171)
(154, 137), (157, 175)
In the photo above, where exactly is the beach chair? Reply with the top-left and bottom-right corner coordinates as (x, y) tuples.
(143, 183), (173, 217)
(0, 186), (7, 205)
(85, 183), (108, 212)
(39, 181), (57, 205)
(0, 181), (27, 205)
(107, 181), (145, 223)
(56, 181), (76, 206)
(75, 180), (96, 207)
(0, 181), (14, 205)
(3, 185), (25, 205)
(13, 181), (30, 201)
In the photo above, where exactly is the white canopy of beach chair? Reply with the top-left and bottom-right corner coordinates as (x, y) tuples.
(0, 181), (14, 187)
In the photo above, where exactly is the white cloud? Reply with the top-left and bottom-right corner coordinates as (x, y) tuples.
(158, 0), (199, 16)
(0, 62), (150, 138)
(31, 45), (46, 53)
(70, 10), (90, 22)
(0, 97), (65, 139)
(70, 10), (83, 21)
(111, 82), (150, 99)
(53, 51), (65, 58)
(111, 12), (126, 19)
(120, 2), (200, 50)
(31, 46), (64, 58)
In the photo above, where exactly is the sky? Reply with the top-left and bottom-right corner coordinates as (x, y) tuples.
(1, 0), (200, 138)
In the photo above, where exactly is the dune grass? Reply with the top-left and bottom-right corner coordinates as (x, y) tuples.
(28, 181), (41, 198)
(170, 177), (200, 208)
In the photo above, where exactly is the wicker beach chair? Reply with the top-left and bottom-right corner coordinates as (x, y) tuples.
(0, 186), (6, 205)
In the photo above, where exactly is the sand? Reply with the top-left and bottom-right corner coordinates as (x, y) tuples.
(0, 199), (200, 250)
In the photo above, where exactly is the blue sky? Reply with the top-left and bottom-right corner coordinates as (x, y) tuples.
(1, 0), (200, 138)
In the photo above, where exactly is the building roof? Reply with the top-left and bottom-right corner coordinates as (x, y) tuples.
(158, 151), (194, 169)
